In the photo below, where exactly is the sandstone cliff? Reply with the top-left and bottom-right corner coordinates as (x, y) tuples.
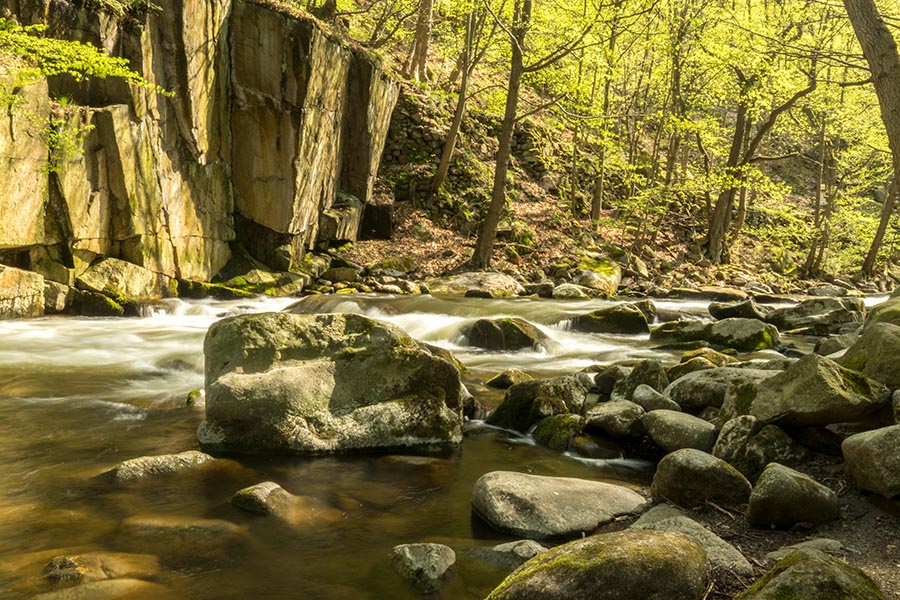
(0, 0), (398, 304)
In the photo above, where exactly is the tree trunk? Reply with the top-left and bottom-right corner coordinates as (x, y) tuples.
(430, 8), (476, 198)
(707, 101), (748, 263)
(843, 0), (900, 276)
(471, 0), (530, 269)
(405, 0), (434, 82)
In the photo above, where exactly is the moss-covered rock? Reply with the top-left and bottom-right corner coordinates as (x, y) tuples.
(199, 313), (466, 454)
(570, 303), (649, 334)
(713, 418), (808, 482)
(747, 463), (839, 528)
(839, 322), (900, 390)
(96, 451), (214, 483)
(735, 552), (885, 600)
(463, 317), (548, 351)
(486, 368), (533, 389)
(533, 414), (584, 451)
(485, 529), (708, 600)
(650, 448), (752, 508)
(572, 254), (621, 297)
(665, 367), (776, 411)
(708, 298), (770, 321)
(486, 374), (592, 432)
(766, 297), (865, 334)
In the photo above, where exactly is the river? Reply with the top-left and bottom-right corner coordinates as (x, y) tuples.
(0, 293), (872, 598)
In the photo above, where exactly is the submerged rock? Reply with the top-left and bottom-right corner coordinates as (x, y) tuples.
(40, 552), (160, 586)
(96, 451), (214, 483)
(465, 540), (547, 570)
(117, 516), (248, 566)
(485, 529), (708, 600)
(199, 313), (465, 454)
(391, 543), (455, 594)
(471, 471), (646, 539)
(33, 578), (173, 600)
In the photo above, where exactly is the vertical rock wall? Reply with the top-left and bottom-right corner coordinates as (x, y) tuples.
(0, 0), (397, 291)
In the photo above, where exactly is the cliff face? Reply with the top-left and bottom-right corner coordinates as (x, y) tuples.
(0, 0), (397, 294)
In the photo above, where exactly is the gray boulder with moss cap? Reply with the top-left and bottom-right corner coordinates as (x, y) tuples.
(472, 471), (647, 539)
(485, 529), (708, 600)
(198, 313), (465, 454)
(735, 552), (885, 600)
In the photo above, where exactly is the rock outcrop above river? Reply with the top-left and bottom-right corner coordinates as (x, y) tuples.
(0, 0), (398, 298)
(198, 312), (466, 454)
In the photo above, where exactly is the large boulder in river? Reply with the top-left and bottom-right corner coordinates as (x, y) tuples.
(651, 448), (751, 508)
(0, 265), (44, 318)
(708, 298), (770, 321)
(747, 463), (839, 528)
(570, 303), (649, 334)
(765, 297), (865, 333)
(486, 373), (592, 432)
(198, 313), (466, 454)
(842, 425), (900, 498)
(471, 471), (647, 539)
(864, 296), (900, 329)
(650, 319), (779, 351)
(76, 257), (171, 301)
(642, 410), (717, 453)
(427, 272), (525, 298)
(485, 529), (708, 600)
(839, 322), (900, 390)
(665, 367), (774, 410)
(721, 354), (890, 427)
(463, 317), (547, 351)
(735, 553), (885, 600)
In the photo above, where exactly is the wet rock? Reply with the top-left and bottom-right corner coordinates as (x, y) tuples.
(471, 471), (647, 539)
(592, 364), (631, 396)
(808, 284), (847, 297)
(391, 543), (455, 594)
(76, 258), (170, 302)
(231, 481), (295, 518)
(199, 313), (465, 454)
(631, 384), (681, 412)
(427, 272), (525, 298)
(570, 303), (649, 334)
(814, 333), (859, 356)
(485, 529), (708, 600)
(727, 354), (890, 427)
(117, 516), (248, 566)
(839, 322), (900, 390)
(766, 297), (865, 333)
(33, 578), (173, 600)
(666, 368), (774, 410)
(670, 286), (748, 302)
(0, 265), (44, 318)
(569, 434), (624, 459)
(707, 318), (781, 351)
(486, 368), (533, 389)
(642, 410), (717, 453)
(96, 451), (214, 483)
(708, 298), (770, 321)
(463, 318), (548, 351)
(585, 401), (645, 438)
(649, 320), (710, 345)
(681, 347), (739, 367)
(532, 414), (583, 451)
(486, 373), (592, 432)
(651, 448), (752, 508)
(551, 283), (592, 299)
(632, 504), (752, 576)
(842, 425), (900, 498)
(748, 464), (840, 528)
(611, 359), (669, 401)
(666, 357), (717, 382)
(735, 552), (885, 600)
(41, 552), (160, 586)
(466, 540), (546, 570)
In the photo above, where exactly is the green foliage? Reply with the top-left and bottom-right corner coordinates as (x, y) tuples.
(84, 0), (162, 16)
(36, 97), (96, 174)
(0, 18), (165, 96)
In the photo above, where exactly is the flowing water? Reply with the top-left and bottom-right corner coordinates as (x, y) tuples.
(0, 293), (878, 598)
